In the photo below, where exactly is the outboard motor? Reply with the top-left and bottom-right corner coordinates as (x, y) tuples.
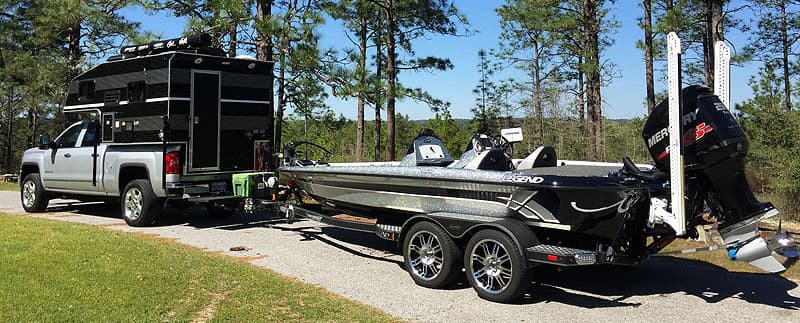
(643, 86), (787, 272)
(643, 85), (775, 230)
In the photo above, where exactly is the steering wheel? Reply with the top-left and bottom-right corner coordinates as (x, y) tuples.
(283, 141), (333, 166)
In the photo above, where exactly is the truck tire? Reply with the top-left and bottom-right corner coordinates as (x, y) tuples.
(402, 221), (462, 289)
(121, 179), (162, 227)
(20, 173), (49, 212)
(464, 229), (530, 303)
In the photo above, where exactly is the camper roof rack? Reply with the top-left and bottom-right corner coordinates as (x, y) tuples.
(108, 33), (224, 61)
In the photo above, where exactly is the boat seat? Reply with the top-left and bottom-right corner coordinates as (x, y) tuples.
(517, 146), (557, 169)
(462, 149), (513, 171)
(400, 128), (454, 167)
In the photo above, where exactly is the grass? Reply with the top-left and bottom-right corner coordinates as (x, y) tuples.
(0, 213), (401, 322)
(0, 181), (17, 191)
(662, 238), (799, 281)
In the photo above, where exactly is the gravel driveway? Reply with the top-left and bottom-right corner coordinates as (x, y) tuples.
(1, 191), (798, 322)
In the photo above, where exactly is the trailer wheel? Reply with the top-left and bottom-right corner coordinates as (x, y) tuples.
(121, 179), (162, 227)
(464, 229), (529, 303)
(402, 221), (461, 289)
(20, 173), (49, 212)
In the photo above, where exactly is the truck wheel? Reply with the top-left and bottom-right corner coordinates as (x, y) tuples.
(464, 229), (529, 303)
(20, 173), (49, 212)
(403, 221), (461, 289)
(121, 179), (162, 227)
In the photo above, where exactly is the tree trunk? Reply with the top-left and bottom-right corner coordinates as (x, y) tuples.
(228, 23), (237, 57)
(67, 21), (81, 78)
(374, 25), (383, 162)
(643, 0), (656, 114)
(583, 0), (603, 161)
(5, 109), (14, 173)
(577, 56), (585, 140)
(781, 0), (792, 112)
(704, 0), (723, 88)
(356, 14), (367, 161)
(533, 39), (544, 145)
(383, 0), (396, 161)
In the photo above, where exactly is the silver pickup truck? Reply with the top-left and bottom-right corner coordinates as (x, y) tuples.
(18, 38), (275, 226)
(20, 119), (202, 226)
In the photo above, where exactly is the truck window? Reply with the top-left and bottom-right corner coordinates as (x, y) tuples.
(81, 122), (99, 147)
(56, 124), (84, 148)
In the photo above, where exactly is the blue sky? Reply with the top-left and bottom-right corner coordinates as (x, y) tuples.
(121, 1), (761, 120)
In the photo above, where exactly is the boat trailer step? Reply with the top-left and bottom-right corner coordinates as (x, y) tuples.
(526, 244), (601, 266)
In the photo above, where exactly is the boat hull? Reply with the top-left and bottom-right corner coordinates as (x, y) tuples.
(280, 165), (646, 241)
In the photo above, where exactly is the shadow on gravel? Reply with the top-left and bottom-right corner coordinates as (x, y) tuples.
(521, 257), (800, 310)
(51, 201), (800, 310)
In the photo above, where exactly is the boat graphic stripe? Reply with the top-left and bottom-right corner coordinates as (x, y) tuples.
(570, 200), (624, 213)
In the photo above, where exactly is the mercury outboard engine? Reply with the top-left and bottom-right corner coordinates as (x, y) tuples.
(643, 85), (775, 230)
(643, 86), (787, 272)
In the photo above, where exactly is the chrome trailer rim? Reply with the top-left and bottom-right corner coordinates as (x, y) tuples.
(22, 180), (36, 208)
(123, 187), (144, 220)
(407, 231), (444, 281)
(469, 238), (513, 294)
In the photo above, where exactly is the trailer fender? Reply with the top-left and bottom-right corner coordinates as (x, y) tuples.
(401, 213), (539, 251)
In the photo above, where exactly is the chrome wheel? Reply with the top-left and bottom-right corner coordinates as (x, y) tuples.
(407, 231), (444, 281)
(469, 239), (513, 295)
(123, 187), (144, 221)
(22, 180), (36, 208)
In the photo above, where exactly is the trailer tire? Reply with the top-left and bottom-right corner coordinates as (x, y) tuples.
(464, 229), (529, 303)
(121, 179), (162, 227)
(20, 173), (49, 212)
(403, 221), (461, 289)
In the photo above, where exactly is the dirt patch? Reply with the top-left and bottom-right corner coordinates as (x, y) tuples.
(191, 291), (229, 323)
(95, 222), (128, 227)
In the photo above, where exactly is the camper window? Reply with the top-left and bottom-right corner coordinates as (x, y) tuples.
(102, 113), (114, 142)
(127, 81), (147, 102)
(78, 81), (95, 101)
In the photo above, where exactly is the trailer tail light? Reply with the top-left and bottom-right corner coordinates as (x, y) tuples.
(166, 151), (181, 175)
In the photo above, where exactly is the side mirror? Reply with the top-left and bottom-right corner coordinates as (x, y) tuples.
(38, 135), (50, 149)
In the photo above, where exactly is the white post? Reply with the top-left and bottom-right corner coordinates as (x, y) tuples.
(667, 32), (686, 236)
(714, 41), (731, 108)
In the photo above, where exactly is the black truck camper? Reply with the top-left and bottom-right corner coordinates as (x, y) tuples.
(63, 34), (275, 182)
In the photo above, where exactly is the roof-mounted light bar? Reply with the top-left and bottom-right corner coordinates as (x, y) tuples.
(119, 33), (213, 57)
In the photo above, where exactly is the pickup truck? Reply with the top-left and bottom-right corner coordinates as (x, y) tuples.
(19, 119), (235, 226)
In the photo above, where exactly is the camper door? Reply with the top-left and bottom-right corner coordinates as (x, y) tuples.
(189, 70), (221, 171)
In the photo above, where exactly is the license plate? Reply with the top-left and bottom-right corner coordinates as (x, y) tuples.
(211, 181), (226, 192)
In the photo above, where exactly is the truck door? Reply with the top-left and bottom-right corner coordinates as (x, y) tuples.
(189, 70), (221, 171)
(41, 122), (84, 190)
(66, 121), (102, 192)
